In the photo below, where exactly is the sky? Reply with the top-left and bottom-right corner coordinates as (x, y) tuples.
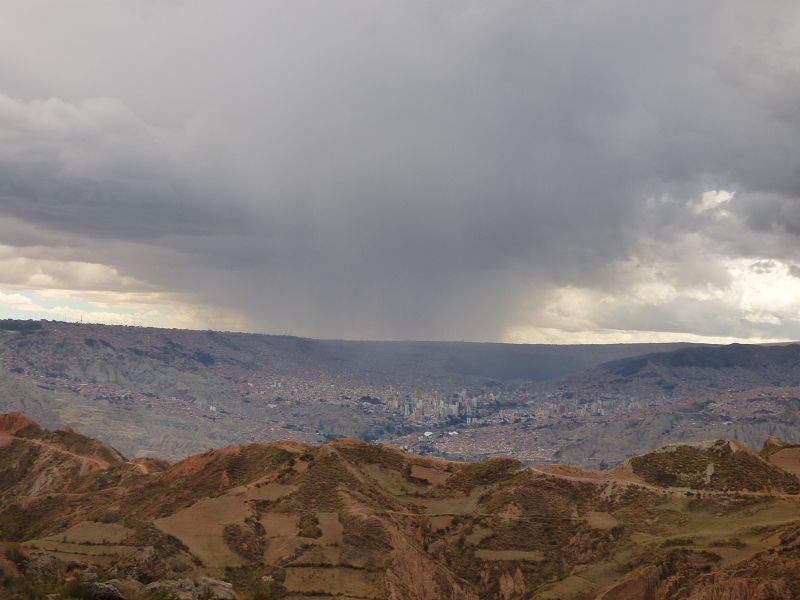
(1, 0), (800, 343)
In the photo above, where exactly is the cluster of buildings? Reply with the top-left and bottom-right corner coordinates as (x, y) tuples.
(387, 390), (487, 424)
(228, 369), (511, 428)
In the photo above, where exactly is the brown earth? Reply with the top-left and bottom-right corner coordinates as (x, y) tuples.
(2, 414), (800, 599)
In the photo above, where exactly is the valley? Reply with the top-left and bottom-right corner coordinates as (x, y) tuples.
(0, 319), (696, 463)
(2, 320), (799, 469)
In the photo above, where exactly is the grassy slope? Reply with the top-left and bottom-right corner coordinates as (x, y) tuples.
(1, 416), (800, 598)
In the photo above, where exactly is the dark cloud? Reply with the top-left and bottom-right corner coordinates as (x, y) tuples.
(1, 1), (800, 340)
(750, 260), (778, 275)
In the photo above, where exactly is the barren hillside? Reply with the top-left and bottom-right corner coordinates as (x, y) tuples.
(2, 414), (800, 599)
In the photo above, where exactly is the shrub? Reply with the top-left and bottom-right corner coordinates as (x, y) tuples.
(4, 544), (27, 567)
(297, 514), (322, 539)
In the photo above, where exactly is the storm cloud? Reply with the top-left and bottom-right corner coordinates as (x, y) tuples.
(1, 0), (800, 341)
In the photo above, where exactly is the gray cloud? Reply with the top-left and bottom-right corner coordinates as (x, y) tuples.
(1, 1), (800, 340)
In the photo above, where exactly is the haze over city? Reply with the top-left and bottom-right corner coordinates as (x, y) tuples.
(2, 1), (800, 344)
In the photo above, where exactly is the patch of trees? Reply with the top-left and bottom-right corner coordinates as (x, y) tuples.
(359, 395), (383, 405)
(194, 350), (215, 366)
(0, 320), (42, 333)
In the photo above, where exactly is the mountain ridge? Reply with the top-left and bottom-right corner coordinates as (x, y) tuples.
(2, 413), (800, 599)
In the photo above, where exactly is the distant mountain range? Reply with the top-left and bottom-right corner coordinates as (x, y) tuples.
(600, 342), (800, 382)
(0, 319), (692, 460)
(2, 413), (799, 599)
(0, 318), (694, 381)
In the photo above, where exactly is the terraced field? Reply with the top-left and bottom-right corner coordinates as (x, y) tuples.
(3, 413), (800, 599)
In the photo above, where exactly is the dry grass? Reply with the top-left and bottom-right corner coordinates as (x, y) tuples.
(260, 513), (299, 538)
(245, 482), (298, 501)
(410, 464), (451, 486)
(768, 447), (800, 477)
(464, 525), (493, 546)
(316, 512), (344, 545)
(429, 515), (453, 531)
(40, 521), (133, 544)
(410, 489), (484, 515)
(340, 514), (391, 556)
(362, 463), (427, 496)
(264, 536), (305, 563)
(283, 566), (383, 598)
(153, 494), (251, 568)
(475, 549), (545, 561)
(586, 511), (619, 530)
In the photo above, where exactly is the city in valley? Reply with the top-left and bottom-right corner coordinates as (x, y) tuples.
(2, 320), (799, 468)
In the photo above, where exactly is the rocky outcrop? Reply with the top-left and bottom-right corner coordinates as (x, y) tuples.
(197, 577), (237, 600)
(22, 552), (59, 583)
(144, 578), (197, 600)
(144, 577), (238, 600)
(762, 435), (787, 453)
(498, 567), (527, 600)
(384, 529), (479, 600)
(101, 579), (144, 599)
(86, 582), (126, 600)
(110, 546), (160, 581)
(599, 559), (798, 600)
(687, 577), (793, 600)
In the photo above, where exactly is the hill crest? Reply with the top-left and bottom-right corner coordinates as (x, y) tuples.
(3, 413), (800, 599)
(0, 411), (41, 435)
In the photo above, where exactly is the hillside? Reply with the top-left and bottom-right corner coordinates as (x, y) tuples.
(2, 414), (800, 599)
(627, 439), (800, 492)
(0, 319), (692, 460)
(5, 319), (800, 473)
(401, 343), (800, 468)
(599, 343), (800, 386)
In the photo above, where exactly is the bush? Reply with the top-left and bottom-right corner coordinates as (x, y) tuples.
(4, 544), (28, 567)
(661, 537), (695, 547)
(0, 320), (42, 332)
(298, 514), (322, 539)
(62, 580), (94, 599)
(222, 524), (265, 562)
